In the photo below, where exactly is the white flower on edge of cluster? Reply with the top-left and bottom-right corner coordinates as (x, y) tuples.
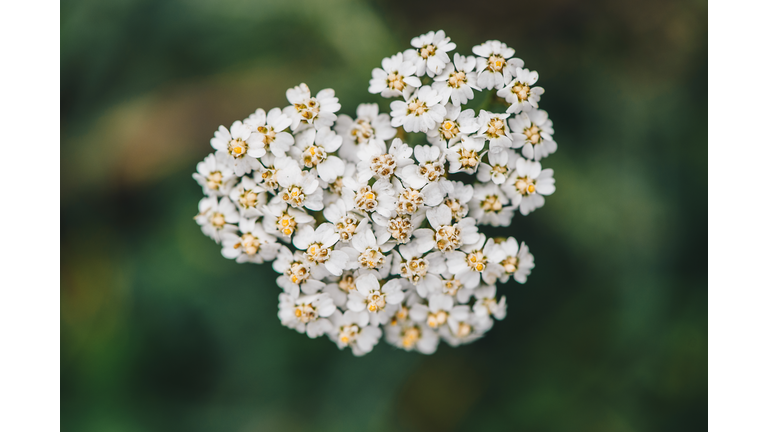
(472, 40), (524, 90)
(195, 196), (239, 243)
(469, 183), (514, 227)
(508, 109), (557, 161)
(445, 234), (505, 289)
(497, 68), (545, 114)
(221, 218), (281, 264)
(328, 310), (382, 356)
(501, 158), (556, 216)
(486, 237), (535, 285)
(284, 83), (341, 132)
(244, 108), (295, 158)
(210, 121), (263, 176)
(406, 30), (456, 77)
(193, 30), (558, 357)
(193, 153), (237, 197)
(368, 52), (421, 98)
(346, 273), (405, 326)
(278, 292), (335, 338)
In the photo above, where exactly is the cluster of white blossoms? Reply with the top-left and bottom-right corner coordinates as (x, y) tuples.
(194, 31), (556, 355)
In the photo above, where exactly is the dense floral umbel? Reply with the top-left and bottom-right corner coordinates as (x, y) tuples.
(193, 31), (559, 356)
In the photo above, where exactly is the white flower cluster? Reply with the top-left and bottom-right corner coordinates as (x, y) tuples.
(193, 31), (556, 355)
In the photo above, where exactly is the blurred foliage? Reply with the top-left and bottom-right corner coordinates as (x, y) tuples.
(61, 0), (707, 430)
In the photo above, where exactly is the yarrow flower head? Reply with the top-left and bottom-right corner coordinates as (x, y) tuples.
(193, 30), (560, 355)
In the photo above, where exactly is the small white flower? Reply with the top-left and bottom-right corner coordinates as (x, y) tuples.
(393, 244), (445, 298)
(432, 53), (479, 105)
(210, 121), (263, 176)
(398, 144), (449, 206)
(472, 40), (524, 90)
(497, 68), (544, 114)
(441, 181), (474, 222)
(472, 284), (507, 322)
(501, 158), (555, 215)
(440, 312), (493, 347)
(446, 136), (486, 174)
(243, 107), (295, 157)
(253, 153), (282, 192)
(357, 137), (414, 182)
(372, 210), (425, 245)
(274, 158), (324, 211)
(291, 127), (345, 182)
(391, 177), (425, 217)
(413, 204), (480, 254)
(405, 30), (456, 77)
(476, 110), (513, 152)
(445, 234), (505, 289)
(508, 109), (557, 161)
(323, 270), (360, 307)
(344, 227), (395, 276)
(477, 149), (520, 185)
(426, 104), (480, 147)
(368, 52), (421, 98)
(262, 202), (315, 241)
(195, 196), (239, 243)
(284, 83), (341, 131)
(321, 161), (357, 207)
(278, 292), (335, 338)
(410, 294), (470, 331)
(323, 199), (369, 244)
(470, 183), (514, 227)
(328, 310), (382, 356)
(486, 237), (535, 284)
(335, 103), (396, 162)
(273, 246), (326, 297)
(229, 176), (268, 218)
(439, 271), (472, 304)
(347, 274), (404, 326)
(193, 153), (237, 197)
(342, 176), (397, 218)
(390, 85), (447, 133)
(385, 320), (439, 354)
(293, 223), (347, 277)
(221, 218), (281, 264)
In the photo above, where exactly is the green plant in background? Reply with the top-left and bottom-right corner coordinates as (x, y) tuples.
(62, 0), (706, 430)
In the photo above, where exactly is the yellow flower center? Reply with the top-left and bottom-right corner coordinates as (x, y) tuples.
(206, 171), (223, 190)
(502, 256), (519, 273)
(524, 124), (542, 144)
(480, 195), (503, 213)
(514, 177), (536, 196)
(466, 250), (487, 272)
(427, 310), (448, 328)
(512, 82), (531, 101)
(354, 186), (378, 212)
(235, 233), (261, 256)
(435, 224), (462, 252)
(447, 70), (466, 88)
(486, 118), (507, 139)
(407, 98), (428, 116)
(387, 72), (406, 91)
(228, 138), (248, 158)
(488, 55), (506, 72)
(294, 98), (320, 122)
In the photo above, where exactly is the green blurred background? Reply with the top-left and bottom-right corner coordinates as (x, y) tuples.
(61, 0), (707, 430)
